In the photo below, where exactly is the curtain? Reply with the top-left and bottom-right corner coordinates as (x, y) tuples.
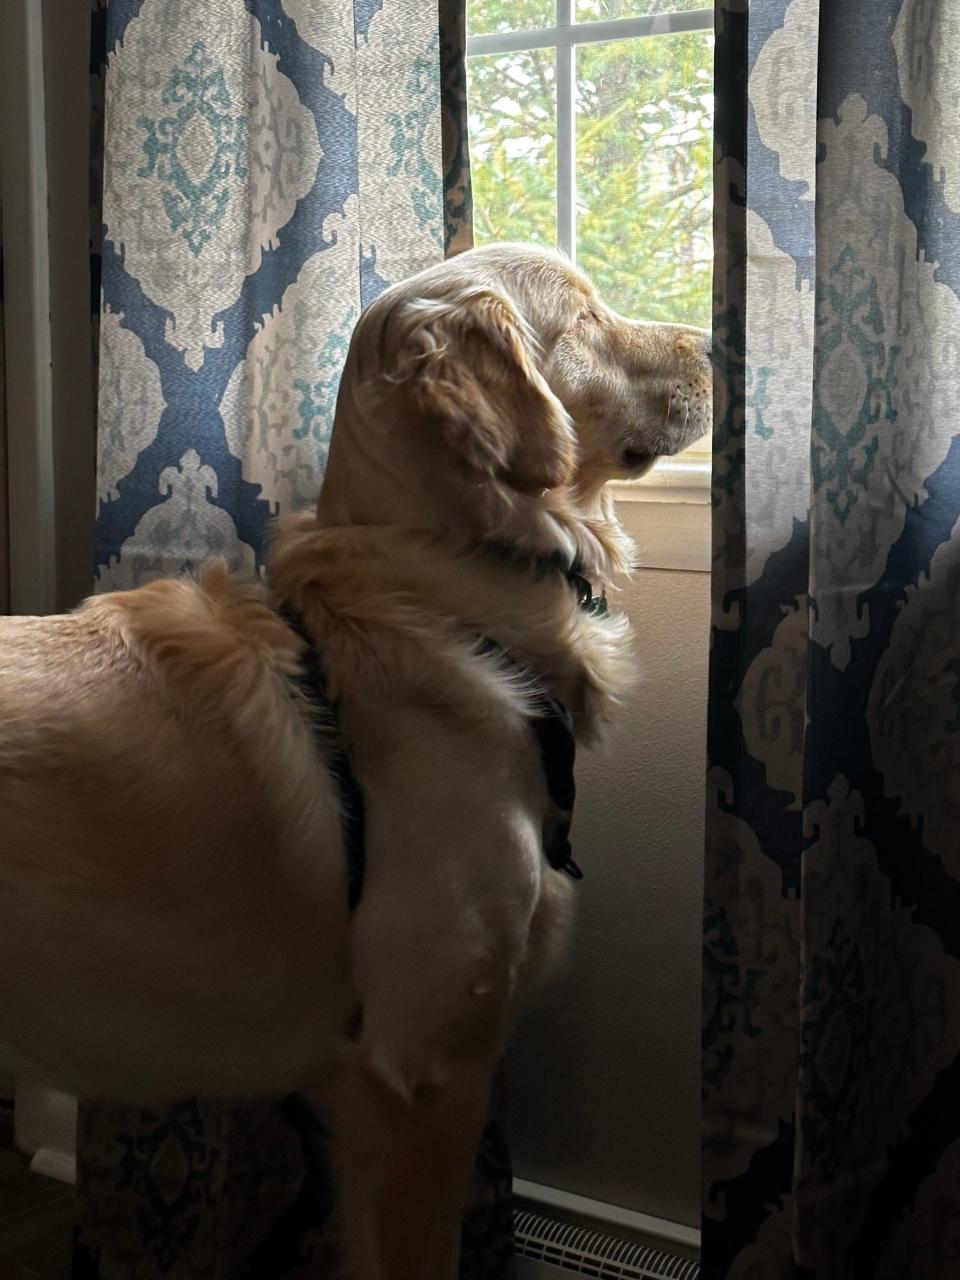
(75, 2), (511, 1275)
(91, 0), (464, 585)
(704, 2), (960, 1277)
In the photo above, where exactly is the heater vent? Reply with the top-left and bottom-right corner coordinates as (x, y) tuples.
(514, 1207), (700, 1280)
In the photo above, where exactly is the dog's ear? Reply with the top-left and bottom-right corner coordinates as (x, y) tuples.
(388, 287), (576, 493)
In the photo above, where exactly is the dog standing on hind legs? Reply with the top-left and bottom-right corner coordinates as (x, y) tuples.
(0, 243), (711, 1278)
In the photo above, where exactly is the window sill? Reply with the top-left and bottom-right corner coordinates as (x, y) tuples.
(609, 457), (711, 574)
(607, 456), (710, 506)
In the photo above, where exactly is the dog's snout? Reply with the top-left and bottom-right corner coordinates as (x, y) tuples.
(672, 329), (712, 368)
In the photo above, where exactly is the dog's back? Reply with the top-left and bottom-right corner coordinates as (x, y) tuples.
(0, 573), (353, 1103)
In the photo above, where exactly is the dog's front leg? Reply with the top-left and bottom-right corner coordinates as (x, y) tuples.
(318, 706), (539, 1277)
(324, 1049), (499, 1280)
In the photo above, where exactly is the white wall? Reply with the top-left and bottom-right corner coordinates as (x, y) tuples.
(0, 0), (95, 614)
(42, 0), (97, 610)
(507, 500), (710, 1229)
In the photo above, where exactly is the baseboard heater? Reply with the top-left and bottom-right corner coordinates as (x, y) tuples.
(513, 1180), (700, 1280)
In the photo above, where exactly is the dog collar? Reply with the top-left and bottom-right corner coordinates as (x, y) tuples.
(569, 571), (608, 617)
(482, 540), (608, 617)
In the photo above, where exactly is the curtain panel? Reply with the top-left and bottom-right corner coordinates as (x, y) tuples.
(705, 3), (960, 1276)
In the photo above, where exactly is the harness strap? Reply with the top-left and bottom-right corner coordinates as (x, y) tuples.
(476, 638), (584, 881)
(281, 608), (585, 912)
(529, 697), (583, 881)
(280, 606), (366, 912)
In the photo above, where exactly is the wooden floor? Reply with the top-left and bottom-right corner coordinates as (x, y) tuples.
(0, 1147), (74, 1280)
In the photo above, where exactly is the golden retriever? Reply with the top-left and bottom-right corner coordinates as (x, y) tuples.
(0, 243), (710, 1277)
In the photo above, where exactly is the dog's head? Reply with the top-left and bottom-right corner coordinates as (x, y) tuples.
(319, 243), (711, 561)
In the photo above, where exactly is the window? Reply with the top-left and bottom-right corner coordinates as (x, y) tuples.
(466, 2), (714, 474)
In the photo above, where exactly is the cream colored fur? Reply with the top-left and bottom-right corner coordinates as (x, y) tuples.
(0, 244), (710, 1278)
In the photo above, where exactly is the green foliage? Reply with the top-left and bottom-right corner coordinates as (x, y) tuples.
(469, 0), (556, 36)
(469, 47), (559, 245)
(467, 1), (713, 328)
(577, 0), (711, 19)
(468, 0), (711, 36)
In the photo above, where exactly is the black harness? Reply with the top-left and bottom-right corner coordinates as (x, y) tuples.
(281, 607), (367, 911)
(282, 563), (604, 911)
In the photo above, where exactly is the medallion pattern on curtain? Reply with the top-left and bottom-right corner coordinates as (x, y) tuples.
(705, 2), (960, 1276)
(76, 2), (512, 1275)
(93, 0), (447, 588)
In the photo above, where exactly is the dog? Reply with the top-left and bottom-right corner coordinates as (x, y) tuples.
(0, 243), (710, 1277)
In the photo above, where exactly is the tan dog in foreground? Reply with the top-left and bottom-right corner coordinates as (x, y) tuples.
(0, 244), (710, 1277)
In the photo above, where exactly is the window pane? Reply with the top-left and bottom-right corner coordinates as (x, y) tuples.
(576, 32), (713, 329)
(468, 49), (558, 248)
(469, 0), (557, 37)
(577, 0), (711, 19)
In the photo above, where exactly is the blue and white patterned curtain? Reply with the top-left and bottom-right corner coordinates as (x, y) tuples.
(74, 3), (510, 1277)
(705, 2), (960, 1276)
(92, 0), (461, 587)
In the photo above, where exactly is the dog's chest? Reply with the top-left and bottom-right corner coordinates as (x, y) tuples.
(333, 700), (564, 904)
(356, 707), (580, 905)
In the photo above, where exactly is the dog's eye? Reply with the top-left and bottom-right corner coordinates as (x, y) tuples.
(578, 307), (600, 325)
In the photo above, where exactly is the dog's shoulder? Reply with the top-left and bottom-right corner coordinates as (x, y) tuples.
(97, 562), (302, 713)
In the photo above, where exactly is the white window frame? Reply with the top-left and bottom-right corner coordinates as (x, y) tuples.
(467, 5), (713, 529)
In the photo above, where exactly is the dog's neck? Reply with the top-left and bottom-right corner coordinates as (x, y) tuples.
(315, 421), (635, 588)
(268, 511), (634, 734)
